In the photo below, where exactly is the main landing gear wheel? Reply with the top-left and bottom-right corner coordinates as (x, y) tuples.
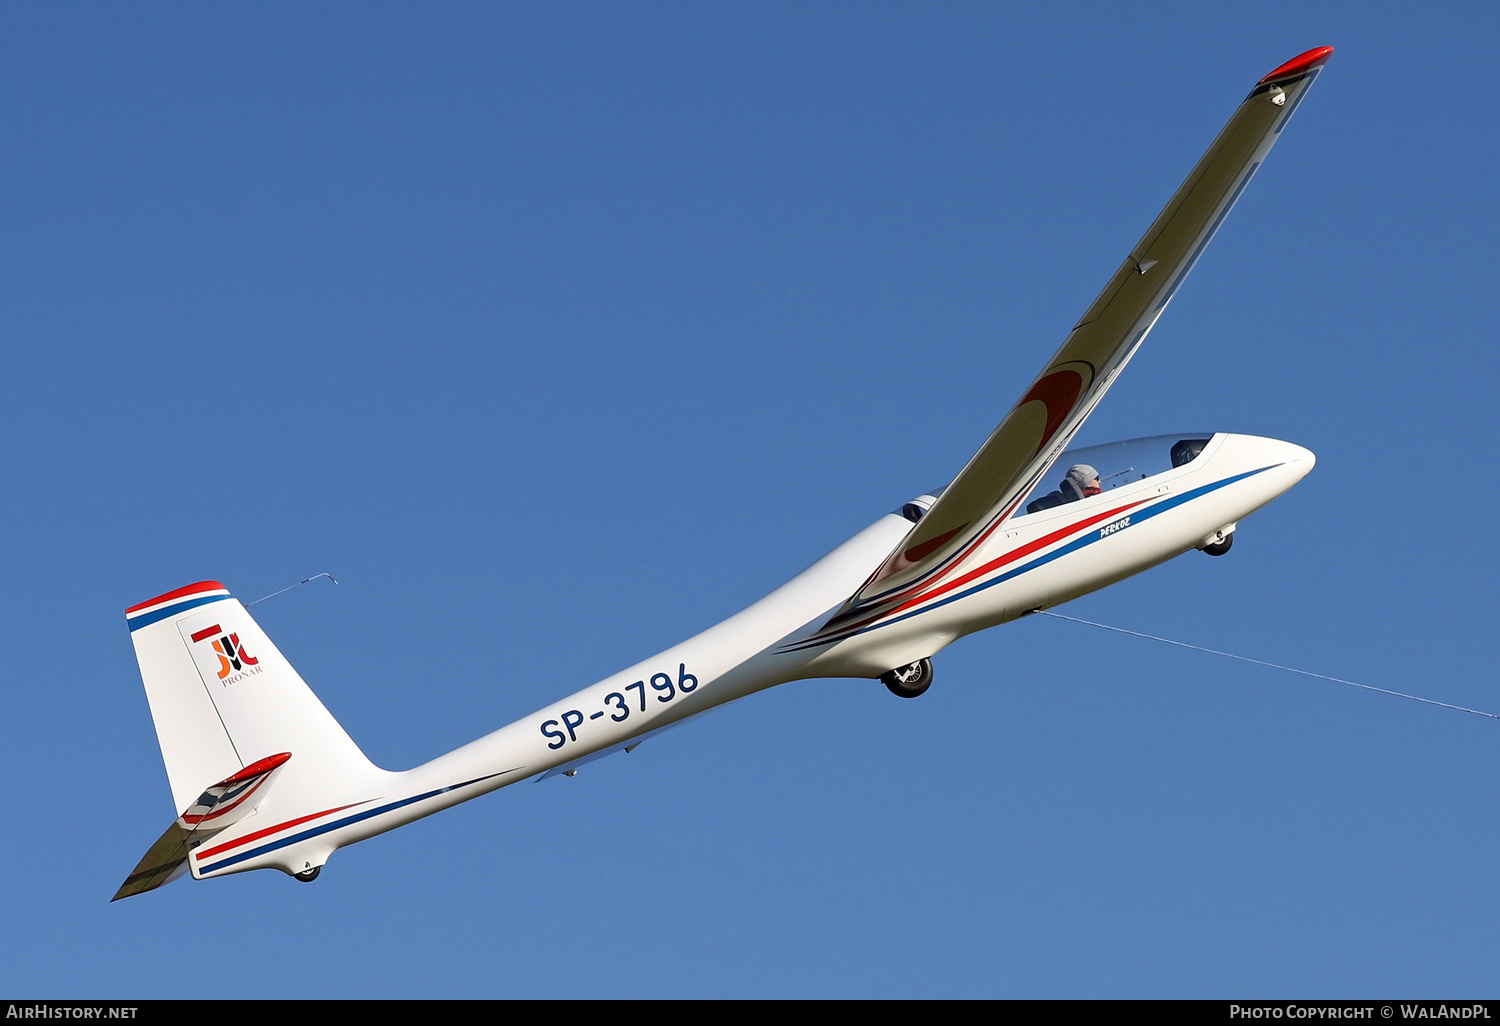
(1202, 533), (1233, 557)
(294, 866), (321, 883)
(881, 658), (933, 698)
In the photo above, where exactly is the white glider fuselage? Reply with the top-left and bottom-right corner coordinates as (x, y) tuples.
(183, 430), (1311, 882)
(115, 45), (1334, 896)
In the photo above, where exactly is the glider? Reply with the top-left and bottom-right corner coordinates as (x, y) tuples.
(115, 46), (1332, 898)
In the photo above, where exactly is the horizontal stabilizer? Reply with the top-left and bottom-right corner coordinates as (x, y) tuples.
(177, 752), (290, 829)
(112, 822), (194, 901)
(112, 753), (291, 900)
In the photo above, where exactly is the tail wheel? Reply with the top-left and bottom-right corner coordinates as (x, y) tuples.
(881, 658), (933, 698)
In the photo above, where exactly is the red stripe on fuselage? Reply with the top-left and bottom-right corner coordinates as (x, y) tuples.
(873, 497), (1150, 622)
(194, 801), (366, 861)
(822, 487), (1040, 637)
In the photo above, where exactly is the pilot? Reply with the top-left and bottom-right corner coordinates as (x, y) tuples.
(1025, 464), (1102, 513)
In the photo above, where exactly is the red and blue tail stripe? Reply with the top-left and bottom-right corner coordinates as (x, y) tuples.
(126, 581), (232, 632)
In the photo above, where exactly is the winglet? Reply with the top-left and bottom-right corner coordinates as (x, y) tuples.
(1259, 45), (1334, 84)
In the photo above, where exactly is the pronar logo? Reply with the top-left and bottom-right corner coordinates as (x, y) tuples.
(189, 623), (262, 683)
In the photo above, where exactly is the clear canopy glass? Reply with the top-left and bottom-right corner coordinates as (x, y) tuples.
(1015, 433), (1212, 517)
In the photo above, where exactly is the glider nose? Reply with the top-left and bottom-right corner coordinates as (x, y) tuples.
(1220, 433), (1314, 473)
(1215, 433), (1315, 497)
(1258, 437), (1316, 495)
(1276, 439), (1316, 472)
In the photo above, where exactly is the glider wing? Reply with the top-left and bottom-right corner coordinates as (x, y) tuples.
(823, 46), (1333, 632)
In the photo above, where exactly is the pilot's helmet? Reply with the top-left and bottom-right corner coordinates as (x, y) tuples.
(1065, 463), (1102, 498)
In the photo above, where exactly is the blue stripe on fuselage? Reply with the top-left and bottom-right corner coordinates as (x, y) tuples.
(196, 769), (520, 874)
(782, 465), (1278, 652)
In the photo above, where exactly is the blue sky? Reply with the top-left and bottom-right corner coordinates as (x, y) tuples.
(3, 3), (1498, 998)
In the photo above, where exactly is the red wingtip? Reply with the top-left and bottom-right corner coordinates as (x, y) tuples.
(1259, 45), (1334, 84)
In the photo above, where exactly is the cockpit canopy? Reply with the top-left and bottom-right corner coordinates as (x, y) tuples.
(1016, 433), (1212, 517)
(895, 433), (1214, 524)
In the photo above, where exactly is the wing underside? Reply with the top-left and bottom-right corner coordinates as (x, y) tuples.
(820, 46), (1333, 638)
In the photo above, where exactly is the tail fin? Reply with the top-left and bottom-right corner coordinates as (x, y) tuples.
(125, 581), (376, 815)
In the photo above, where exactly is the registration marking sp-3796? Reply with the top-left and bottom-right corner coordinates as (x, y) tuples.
(540, 663), (700, 750)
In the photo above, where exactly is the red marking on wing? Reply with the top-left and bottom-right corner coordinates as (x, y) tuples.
(904, 524), (968, 564)
(857, 368), (1082, 602)
(1020, 369), (1084, 456)
(826, 490), (1035, 635)
(127, 581), (228, 614)
(820, 491), (1128, 640)
(881, 498), (1150, 621)
(1258, 46), (1334, 84)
